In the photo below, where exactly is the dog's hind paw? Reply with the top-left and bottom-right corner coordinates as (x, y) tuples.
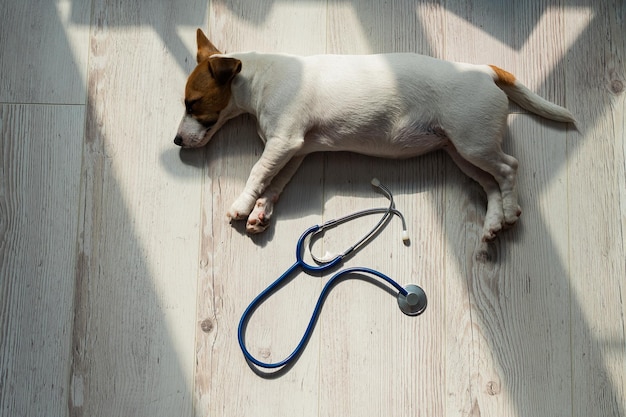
(482, 226), (501, 242)
(245, 197), (274, 234)
(504, 205), (522, 227)
(482, 216), (504, 242)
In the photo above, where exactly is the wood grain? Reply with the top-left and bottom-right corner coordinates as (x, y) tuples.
(0, 0), (91, 104)
(565, 1), (626, 416)
(443, 3), (574, 417)
(69, 2), (207, 415)
(0, 104), (84, 417)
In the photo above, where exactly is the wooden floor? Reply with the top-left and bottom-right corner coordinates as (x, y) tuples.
(1, 0), (625, 416)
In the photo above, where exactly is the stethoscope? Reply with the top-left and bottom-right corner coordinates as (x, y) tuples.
(238, 179), (427, 371)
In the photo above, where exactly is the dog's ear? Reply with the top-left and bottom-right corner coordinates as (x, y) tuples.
(196, 28), (221, 63)
(208, 57), (242, 85)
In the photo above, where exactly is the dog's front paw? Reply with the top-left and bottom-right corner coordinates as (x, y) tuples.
(227, 196), (256, 221)
(226, 208), (248, 221)
(246, 197), (274, 234)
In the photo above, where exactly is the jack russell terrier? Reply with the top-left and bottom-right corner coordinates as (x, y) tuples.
(175, 29), (575, 241)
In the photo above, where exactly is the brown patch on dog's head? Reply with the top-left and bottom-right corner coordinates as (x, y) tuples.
(175, 29), (242, 147)
(184, 56), (241, 127)
(185, 29), (242, 126)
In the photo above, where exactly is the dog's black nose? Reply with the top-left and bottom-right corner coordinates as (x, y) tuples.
(174, 135), (183, 146)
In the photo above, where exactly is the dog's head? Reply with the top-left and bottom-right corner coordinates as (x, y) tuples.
(174, 29), (242, 148)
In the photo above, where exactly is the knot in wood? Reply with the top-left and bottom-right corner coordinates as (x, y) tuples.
(610, 79), (624, 94)
(486, 380), (500, 395)
(258, 348), (271, 359)
(200, 318), (214, 333)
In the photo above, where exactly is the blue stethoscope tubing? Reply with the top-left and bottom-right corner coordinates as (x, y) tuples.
(237, 180), (427, 370)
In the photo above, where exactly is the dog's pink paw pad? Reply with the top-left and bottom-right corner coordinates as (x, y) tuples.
(246, 197), (274, 234)
(246, 217), (270, 234)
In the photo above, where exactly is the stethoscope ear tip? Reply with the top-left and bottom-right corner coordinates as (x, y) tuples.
(371, 177), (381, 187)
(397, 284), (427, 316)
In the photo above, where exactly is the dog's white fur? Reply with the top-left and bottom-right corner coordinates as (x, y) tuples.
(176, 43), (575, 241)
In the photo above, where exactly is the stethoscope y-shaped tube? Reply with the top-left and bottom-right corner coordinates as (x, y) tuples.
(308, 179), (409, 263)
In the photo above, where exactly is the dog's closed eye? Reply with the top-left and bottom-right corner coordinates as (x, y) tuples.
(184, 99), (218, 128)
(185, 99), (200, 114)
(200, 119), (217, 128)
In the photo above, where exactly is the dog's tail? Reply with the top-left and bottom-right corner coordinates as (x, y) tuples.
(489, 65), (577, 125)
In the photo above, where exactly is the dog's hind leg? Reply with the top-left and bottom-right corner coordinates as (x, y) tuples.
(445, 145), (506, 241)
(450, 136), (522, 233)
(246, 155), (305, 233)
(462, 147), (520, 226)
(446, 94), (522, 235)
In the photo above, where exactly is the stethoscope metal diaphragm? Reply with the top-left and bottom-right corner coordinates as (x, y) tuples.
(397, 284), (428, 316)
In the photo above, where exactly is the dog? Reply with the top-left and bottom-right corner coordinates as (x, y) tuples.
(175, 29), (575, 241)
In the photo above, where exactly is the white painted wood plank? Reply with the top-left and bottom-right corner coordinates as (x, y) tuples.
(70, 3), (208, 415)
(443, 2), (574, 417)
(195, 2), (327, 416)
(0, 104), (84, 417)
(316, 158), (447, 417)
(566, 2), (626, 416)
(0, 0), (91, 104)
(445, 117), (572, 417)
(319, 2), (447, 417)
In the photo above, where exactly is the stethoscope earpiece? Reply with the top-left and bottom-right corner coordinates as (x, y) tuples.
(397, 284), (427, 316)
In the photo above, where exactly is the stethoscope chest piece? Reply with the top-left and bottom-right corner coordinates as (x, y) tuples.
(397, 284), (427, 316)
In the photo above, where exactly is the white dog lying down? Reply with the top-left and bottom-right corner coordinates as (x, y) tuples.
(175, 29), (575, 241)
